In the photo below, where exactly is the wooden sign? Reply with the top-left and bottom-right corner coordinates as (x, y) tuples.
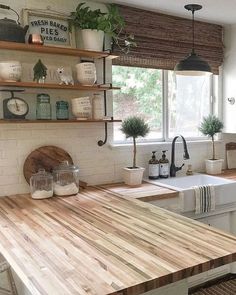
(22, 9), (76, 48)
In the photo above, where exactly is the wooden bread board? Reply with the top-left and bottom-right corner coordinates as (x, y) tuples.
(23, 145), (87, 188)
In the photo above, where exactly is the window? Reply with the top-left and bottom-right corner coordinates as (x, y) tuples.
(113, 65), (215, 143)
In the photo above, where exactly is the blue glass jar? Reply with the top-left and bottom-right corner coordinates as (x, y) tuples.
(56, 101), (69, 120)
(36, 93), (51, 120)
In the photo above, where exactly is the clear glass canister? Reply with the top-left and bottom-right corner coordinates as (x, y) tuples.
(30, 169), (53, 199)
(53, 161), (79, 196)
(56, 100), (69, 120)
(36, 93), (51, 120)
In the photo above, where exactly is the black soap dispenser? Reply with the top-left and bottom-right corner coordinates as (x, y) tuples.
(159, 150), (169, 178)
(148, 151), (159, 179)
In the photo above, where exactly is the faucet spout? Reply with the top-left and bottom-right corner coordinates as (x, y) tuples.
(170, 135), (190, 177)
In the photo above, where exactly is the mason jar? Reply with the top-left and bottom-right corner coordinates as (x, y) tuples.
(36, 93), (51, 120)
(56, 100), (69, 120)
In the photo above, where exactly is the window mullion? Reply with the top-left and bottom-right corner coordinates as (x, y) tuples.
(162, 70), (169, 141)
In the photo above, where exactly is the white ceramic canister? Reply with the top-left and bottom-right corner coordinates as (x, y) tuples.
(92, 93), (104, 120)
(75, 62), (97, 85)
(71, 97), (92, 120)
(0, 61), (22, 82)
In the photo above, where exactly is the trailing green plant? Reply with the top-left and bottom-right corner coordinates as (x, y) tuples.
(33, 59), (47, 82)
(121, 116), (150, 168)
(199, 115), (223, 160)
(69, 3), (136, 53)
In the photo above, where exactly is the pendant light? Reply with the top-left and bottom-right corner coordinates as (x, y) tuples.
(174, 4), (212, 76)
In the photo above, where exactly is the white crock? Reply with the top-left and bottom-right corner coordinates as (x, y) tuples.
(75, 62), (97, 85)
(123, 167), (145, 187)
(81, 29), (104, 51)
(205, 159), (224, 175)
(71, 97), (92, 120)
(0, 61), (22, 82)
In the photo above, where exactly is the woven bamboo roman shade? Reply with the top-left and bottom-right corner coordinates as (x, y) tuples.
(112, 5), (224, 74)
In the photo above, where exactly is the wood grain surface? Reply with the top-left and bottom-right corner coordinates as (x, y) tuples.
(0, 188), (236, 295)
(100, 182), (178, 201)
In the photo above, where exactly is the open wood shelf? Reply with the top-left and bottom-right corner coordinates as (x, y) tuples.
(0, 81), (120, 91)
(0, 119), (122, 124)
(0, 41), (118, 59)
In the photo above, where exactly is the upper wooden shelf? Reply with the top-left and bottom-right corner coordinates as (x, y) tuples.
(0, 119), (122, 124)
(0, 41), (118, 59)
(0, 81), (120, 91)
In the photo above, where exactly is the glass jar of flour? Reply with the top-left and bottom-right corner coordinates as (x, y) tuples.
(53, 161), (79, 196)
(30, 169), (53, 199)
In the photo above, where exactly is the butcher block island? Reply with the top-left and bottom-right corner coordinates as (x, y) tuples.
(0, 187), (236, 295)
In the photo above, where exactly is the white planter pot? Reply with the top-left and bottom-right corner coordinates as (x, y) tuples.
(123, 167), (145, 187)
(81, 29), (104, 51)
(205, 159), (224, 175)
(75, 62), (97, 85)
(0, 61), (22, 82)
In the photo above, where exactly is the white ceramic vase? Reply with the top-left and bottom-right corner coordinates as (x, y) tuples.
(123, 167), (145, 187)
(205, 159), (224, 175)
(71, 97), (92, 120)
(81, 29), (104, 51)
(75, 62), (97, 85)
(0, 61), (22, 82)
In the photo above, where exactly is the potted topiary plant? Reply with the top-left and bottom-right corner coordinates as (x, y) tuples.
(199, 115), (224, 174)
(121, 116), (150, 186)
(69, 3), (135, 52)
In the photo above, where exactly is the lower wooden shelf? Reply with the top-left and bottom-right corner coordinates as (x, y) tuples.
(0, 119), (121, 124)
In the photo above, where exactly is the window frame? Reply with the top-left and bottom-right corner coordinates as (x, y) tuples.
(112, 66), (215, 144)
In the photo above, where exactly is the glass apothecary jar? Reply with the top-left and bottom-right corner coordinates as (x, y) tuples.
(53, 161), (79, 196)
(36, 93), (51, 120)
(30, 169), (53, 199)
(56, 100), (69, 120)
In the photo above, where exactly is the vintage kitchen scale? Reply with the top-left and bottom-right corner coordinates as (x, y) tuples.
(2, 89), (29, 119)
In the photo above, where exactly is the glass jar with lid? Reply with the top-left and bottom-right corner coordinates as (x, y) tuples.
(36, 93), (51, 120)
(56, 100), (69, 120)
(53, 161), (79, 196)
(30, 169), (53, 199)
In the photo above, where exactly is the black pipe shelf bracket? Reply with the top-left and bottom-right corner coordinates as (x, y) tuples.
(97, 56), (109, 147)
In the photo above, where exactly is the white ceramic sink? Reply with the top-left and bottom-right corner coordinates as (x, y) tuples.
(147, 174), (236, 213)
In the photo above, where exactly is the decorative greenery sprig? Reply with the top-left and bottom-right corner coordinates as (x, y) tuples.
(199, 115), (223, 160)
(69, 3), (136, 53)
(121, 116), (150, 168)
(33, 59), (47, 82)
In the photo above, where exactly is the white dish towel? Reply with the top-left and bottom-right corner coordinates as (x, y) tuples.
(193, 185), (215, 214)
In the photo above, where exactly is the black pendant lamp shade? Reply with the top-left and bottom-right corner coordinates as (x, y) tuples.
(174, 4), (212, 76)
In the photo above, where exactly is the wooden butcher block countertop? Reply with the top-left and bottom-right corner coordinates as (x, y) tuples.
(0, 188), (236, 295)
(100, 182), (178, 201)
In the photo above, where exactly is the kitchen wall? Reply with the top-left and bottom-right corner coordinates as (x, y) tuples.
(0, 0), (233, 196)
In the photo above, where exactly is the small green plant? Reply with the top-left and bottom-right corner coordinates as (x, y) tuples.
(33, 59), (47, 82)
(121, 116), (150, 168)
(69, 3), (136, 53)
(199, 115), (223, 160)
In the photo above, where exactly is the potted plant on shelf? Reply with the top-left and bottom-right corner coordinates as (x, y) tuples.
(33, 59), (47, 83)
(199, 115), (224, 174)
(69, 3), (136, 52)
(121, 116), (150, 186)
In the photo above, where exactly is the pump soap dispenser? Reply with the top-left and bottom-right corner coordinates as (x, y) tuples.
(159, 150), (169, 178)
(148, 151), (159, 179)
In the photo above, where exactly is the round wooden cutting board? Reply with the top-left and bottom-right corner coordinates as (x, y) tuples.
(23, 145), (73, 184)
